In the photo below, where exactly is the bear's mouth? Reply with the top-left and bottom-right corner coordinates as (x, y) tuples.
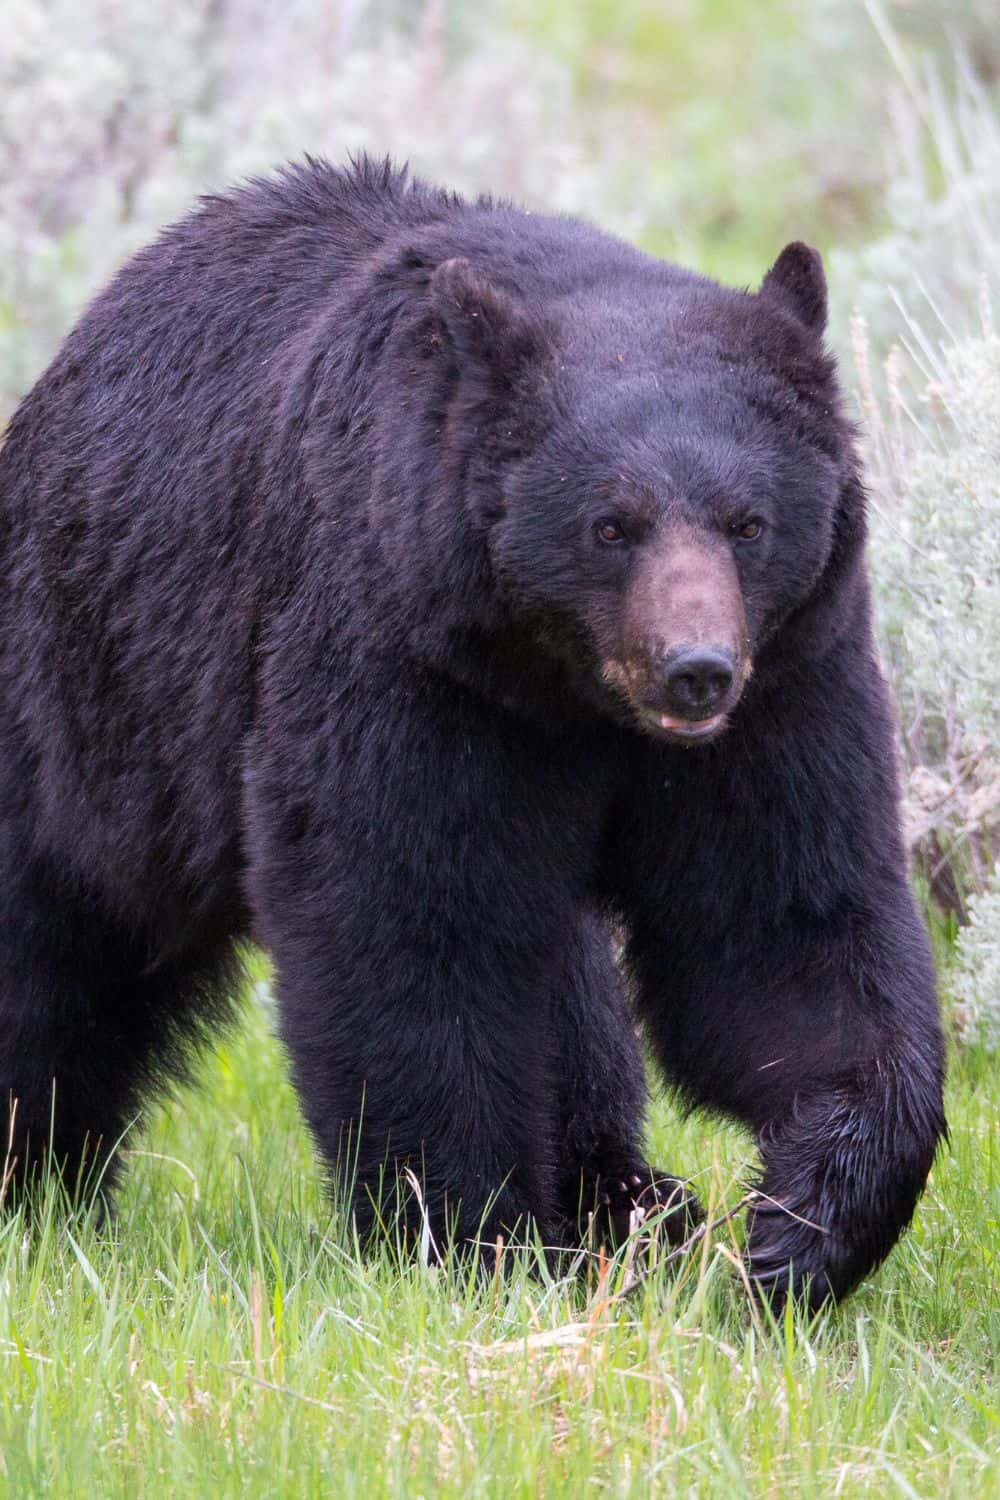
(635, 706), (727, 745)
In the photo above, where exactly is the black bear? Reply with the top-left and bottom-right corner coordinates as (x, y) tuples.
(0, 157), (945, 1308)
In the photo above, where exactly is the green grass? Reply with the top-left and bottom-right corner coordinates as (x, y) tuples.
(1, 982), (997, 1497)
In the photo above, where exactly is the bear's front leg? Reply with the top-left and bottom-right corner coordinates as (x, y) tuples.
(742, 1015), (945, 1308)
(245, 668), (612, 1259)
(627, 875), (945, 1309)
(609, 655), (947, 1309)
(550, 910), (703, 1249)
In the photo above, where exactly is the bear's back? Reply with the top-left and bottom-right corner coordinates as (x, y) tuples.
(0, 160), (462, 930)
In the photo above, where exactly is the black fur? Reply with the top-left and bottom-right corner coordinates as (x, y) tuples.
(0, 157), (945, 1306)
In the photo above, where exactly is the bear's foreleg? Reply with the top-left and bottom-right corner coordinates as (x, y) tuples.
(246, 678), (608, 1260)
(626, 881), (945, 1308)
(610, 652), (947, 1308)
(551, 911), (703, 1248)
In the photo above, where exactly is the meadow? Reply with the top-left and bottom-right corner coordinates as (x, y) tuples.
(0, 990), (996, 1497)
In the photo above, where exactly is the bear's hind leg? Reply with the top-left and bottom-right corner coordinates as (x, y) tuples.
(553, 914), (703, 1249)
(0, 852), (242, 1210)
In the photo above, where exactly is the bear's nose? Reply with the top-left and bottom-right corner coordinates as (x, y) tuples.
(661, 645), (735, 719)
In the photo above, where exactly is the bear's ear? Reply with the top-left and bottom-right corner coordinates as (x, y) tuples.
(760, 242), (827, 335)
(430, 257), (544, 381)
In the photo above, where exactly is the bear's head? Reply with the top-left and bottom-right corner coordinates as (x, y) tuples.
(430, 242), (858, 746)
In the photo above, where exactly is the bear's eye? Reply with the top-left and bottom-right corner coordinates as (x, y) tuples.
(594, 519), (627, 545)
(731, 519), (763, 542)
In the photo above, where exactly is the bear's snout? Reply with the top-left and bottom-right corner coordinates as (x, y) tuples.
(630, 641), (743, 743)
(619, 531), (748, 742)
(660, 643), (735, 717)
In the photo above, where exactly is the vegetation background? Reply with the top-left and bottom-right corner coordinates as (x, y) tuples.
(1, 0), (997, 1493)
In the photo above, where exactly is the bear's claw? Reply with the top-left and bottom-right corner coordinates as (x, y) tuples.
(587, 1166), (704, 1250)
